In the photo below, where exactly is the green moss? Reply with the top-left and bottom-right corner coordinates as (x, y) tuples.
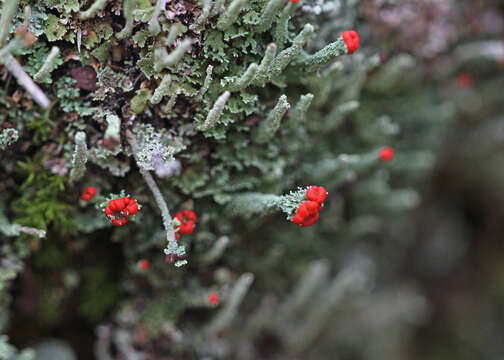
(130, 88), (152, 114)
(44, 14), (67, 41)
(79, 267), (120, 322)
(12, 159), (77, 234)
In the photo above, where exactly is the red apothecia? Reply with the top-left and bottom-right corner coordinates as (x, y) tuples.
(292, 186), (328, 227)
(342, 30), (359, 54)
(379, 147), (395, 162)
(104, 196), (139, 226)
(175, 210), (197, 235)
(208, 292), (219, 306)
(81, 186), (97, 202)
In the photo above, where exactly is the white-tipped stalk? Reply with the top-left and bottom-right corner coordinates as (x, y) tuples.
(34, 46), (60, 83)
(79, 0), (108, 20)
(116, 0), (135, 39)
(0, 0), (19, 47)
(154, 38), (192, 72)
(200, 91), (230, 131)
(126, 130), (178, 246)
(216, 0), (246, 31)
(70, 131), (88, 182)
(0, 51), (50, 109)
(253, 94), (290, 144)
(205, 273), (254, 333)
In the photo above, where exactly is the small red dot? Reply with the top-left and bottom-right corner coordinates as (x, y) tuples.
(456, 72), (474, 89)
(208, 292), (219, 306)
(379, 147), (395, 162)
(139, 260), (150, 270)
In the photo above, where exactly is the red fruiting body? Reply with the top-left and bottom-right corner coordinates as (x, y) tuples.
(456, 72), (474, 89)
(379, 147), (395, 162)
(175, 210), (197, 235)
(292, 200), (320, 227)
(105, 196), (139, 226)
(182, 209), (197, 221)
(306, 186), (327, 205)
(111, 216), (128, 227)
(289, 0), (299, 3)
(208, 292), (219, 306)
(342, 30), (359, 54)
(123, 200), (139, 216)
(81, 186), (97, 202)
(140, 260), (150, 270)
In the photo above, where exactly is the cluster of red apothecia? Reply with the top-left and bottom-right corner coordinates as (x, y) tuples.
(163, 209), (197, 265)
(81, 186), (97, 201)
(292, 186), (328, 227)
(104, 197), (139, 226)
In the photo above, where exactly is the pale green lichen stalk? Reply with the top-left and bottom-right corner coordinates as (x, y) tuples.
(253, 94), (290, 144)
(69, 131), (88, 182)
(154, 38), (192, 72)
(216, 0), (246, 31)
(256, 0), (285, 33)
(205, 273), (254, 333)
(270, 24), (314, 78)
(0, 0), (18, 47)
(252, 43), (277, 86)
(150, 75), (172, 105)
(103, 114), (121, 144)
(116, 0), (135, 39)
(79, 0), (108, 20)
(200, 91), (231, 131)
(34, 46), (60, 83)
(199, 65), (214, 98)
(224, 63), (258, 92)
(290, 93), (314, 125)
(148, 0), (164, 36)
(303, 36), (349, 73)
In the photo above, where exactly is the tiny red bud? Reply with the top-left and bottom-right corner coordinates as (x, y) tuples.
(81, 193), (92, 201)
(292, 200), (320, 227)
(175, 210), (197, 235)
(182, 209), (197, 221)
(85, 186), (97, 196)
(139, 260), (150, 270)
(306, 186), (328, 204)
(208, 292), (219, 306)
(456, 72), (474, 89)
(105, 196), (139, 226)
(379, 147), (395, 162)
